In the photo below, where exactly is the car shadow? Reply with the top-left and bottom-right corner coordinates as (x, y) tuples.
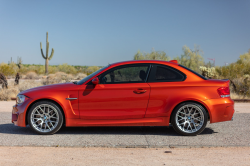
(0, 123), (217, 136)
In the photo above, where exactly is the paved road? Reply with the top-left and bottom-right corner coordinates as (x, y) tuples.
(0, 102), (249, 147)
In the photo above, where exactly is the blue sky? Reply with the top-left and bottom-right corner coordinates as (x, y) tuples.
(0, 0), (249, 66)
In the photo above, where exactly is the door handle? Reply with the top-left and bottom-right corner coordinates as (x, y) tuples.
(133, 89), (147, 94)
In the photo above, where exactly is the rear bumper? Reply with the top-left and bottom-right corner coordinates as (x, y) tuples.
(203, 98), (234, 123)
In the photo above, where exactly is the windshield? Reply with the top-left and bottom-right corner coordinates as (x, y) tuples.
(77, 65), (110, 85)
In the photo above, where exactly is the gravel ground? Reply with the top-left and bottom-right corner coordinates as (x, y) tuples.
(0, 147), (249, 166)
(0, 102), (249, 148)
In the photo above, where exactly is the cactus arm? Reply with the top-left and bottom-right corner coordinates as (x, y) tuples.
(40, 42), (46, 59)
(49, 48), (54, 60)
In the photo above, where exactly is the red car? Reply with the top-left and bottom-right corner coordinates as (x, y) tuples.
(12, 60), (234, 136)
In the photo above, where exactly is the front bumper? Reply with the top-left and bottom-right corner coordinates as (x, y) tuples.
(203, 97), (235, 123)
(12, 98), (32, 127)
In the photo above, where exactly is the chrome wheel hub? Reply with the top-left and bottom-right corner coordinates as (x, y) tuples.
(175, 104), (204, 133)
(30, 104), (59, 133)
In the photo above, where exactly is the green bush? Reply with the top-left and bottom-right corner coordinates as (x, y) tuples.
(0, 62), (18, 76)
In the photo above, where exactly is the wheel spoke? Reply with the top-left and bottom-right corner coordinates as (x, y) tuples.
(193, 117), (201, 121)
(38, 106), (45, 114)
(30, 104), (59, 133)
(175, 104), (205, 134)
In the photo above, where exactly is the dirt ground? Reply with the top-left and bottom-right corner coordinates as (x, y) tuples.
(0, 146), (249, 166)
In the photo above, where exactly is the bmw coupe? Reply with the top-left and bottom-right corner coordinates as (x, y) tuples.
(12, 60), (234, 136)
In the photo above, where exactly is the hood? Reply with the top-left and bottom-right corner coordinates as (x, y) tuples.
(20, 82), (78, 95)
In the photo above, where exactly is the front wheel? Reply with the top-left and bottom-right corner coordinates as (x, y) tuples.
(27, 101), (63, 135)
(171, 102), (208, 136)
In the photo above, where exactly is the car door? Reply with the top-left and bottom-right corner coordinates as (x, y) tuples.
(145, 64), (186, 118)
(79, 64), (151, 120)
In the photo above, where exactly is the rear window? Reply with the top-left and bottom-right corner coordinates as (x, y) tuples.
(155, 66), (184, 81)
(178, 65), (207, 80)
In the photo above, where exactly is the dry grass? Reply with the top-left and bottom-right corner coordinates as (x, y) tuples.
(230, 92), (250, 99)
(25, 71), (38, 79)
(0, 86), (19, 101)
(0, 80), (42, 101)
(42, 72), (73, 85)
(75, 73), (87, 80)
(18, 80), (42, 92)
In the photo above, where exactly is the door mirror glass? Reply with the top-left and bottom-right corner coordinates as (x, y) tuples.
(92, 77), (99, 85)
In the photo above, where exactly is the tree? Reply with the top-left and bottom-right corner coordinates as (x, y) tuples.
(173, 45), (204, 72)
(133, 49), (170, 61)
(236, 51), (250, 64)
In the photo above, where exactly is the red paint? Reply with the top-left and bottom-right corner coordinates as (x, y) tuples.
(92, 77), (99, 85)
(12, 60), (234, 127)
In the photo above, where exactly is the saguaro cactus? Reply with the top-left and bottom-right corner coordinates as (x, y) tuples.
(40, 32), (54, 75)
(17, 56), (22, 69)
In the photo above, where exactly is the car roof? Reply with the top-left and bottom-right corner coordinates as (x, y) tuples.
(109, 60), (178, 67)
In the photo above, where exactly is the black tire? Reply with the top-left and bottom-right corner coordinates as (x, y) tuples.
(171, 102), (208, 136)
(27, 101), (63, 135)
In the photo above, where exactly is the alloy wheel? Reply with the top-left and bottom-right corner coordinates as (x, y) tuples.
(30, 104), (59, 133)
(175, 104), (205, 134)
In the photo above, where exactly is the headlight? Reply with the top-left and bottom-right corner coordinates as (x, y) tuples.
(16, 94), (28, 104)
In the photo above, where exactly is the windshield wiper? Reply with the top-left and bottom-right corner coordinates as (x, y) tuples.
(72, 81), (78, 84)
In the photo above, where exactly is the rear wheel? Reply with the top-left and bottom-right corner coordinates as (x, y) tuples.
(171, 102), (208, 136)
(27, 101), (63, 135)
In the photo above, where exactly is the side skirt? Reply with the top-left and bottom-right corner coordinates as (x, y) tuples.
(66, 117), (169, 127)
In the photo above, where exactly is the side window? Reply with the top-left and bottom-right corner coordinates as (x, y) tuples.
(100, 65), (149, 84)
(148, 65), (185, 82)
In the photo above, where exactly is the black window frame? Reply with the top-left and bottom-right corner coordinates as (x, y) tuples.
(178, 64), (207, 80)
(147, 64), (186, 82)
(96, 63), (152, 84)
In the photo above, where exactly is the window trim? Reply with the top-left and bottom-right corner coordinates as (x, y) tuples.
(97, 63), (151, 84)
(178, 64), (207, 80)
(147, 64), (186, 82)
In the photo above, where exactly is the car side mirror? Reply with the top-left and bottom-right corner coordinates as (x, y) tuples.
(92, 77), (99, 85)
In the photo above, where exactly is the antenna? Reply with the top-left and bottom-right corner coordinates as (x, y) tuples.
(207, 58), (215, 66)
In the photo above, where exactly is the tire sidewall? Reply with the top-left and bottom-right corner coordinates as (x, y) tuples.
(27, 101), (63, 135)
(171, 102), (208, 136)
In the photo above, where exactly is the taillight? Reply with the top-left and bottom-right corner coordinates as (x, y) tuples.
(217, 87), (230, 98)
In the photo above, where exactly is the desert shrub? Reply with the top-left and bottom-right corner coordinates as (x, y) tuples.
(1, 63), (102, 77)
(0, 86), (19, 101)
(42, 72), (73, 85)
(0, 62), (18, 76)
(18, 80), (42, 92)
(28, 65), (45, 75)
(134, 49), (170, 61)
(199, 66), (217, 79)
(57, 64), (77, 74)
(86, 66), (100, 75)
(25, 71), (38, 79)
(230, 92), (250, 99)
(0, 80), (44, 100)
(215, 52), (250, 98)
(48, 65), (58, 74)
(75, 73), (87, 80)
(229, 76), (250, 98)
